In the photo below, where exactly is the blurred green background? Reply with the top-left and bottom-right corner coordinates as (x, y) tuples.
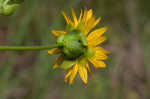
(0, 0), (150, 99)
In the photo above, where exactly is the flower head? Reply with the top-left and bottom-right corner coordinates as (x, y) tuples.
(48, 8), (110, 84)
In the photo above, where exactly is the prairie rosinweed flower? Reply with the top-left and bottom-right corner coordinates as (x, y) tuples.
(48, 8), (110, 84)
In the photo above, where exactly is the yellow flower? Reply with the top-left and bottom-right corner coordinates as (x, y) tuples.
(48, 8), (110, 84)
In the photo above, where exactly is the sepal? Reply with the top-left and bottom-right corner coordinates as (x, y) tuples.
(60, 60), (76, 69)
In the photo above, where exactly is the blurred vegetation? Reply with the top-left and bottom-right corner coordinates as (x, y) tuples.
(0, 0), (150, 99)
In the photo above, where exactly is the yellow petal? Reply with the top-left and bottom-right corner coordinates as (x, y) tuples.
(83, 17), (101, 35)
(83, 16), (95, 35)
(86, 63), (91, 73)
(89, 59), (106, 68)
(87, 27), (107, 41)
(69, 64), (78, 84)
(61, 11), (73, 25)
(64, 67), (72, 82)
(82, 8), (88, 23)
(87, 9), (93, 21)
(52, 30), (66, 37)
(93, 46), (110, 54)
(94, 53), (108, 60)
(87, 36), (107, 46)
(94, 17), (101, 27)
(93, 48), (108, 60)
(71, 8), (78, 27)
(78, 9), (83, 24)
(48, 48), (61, 55)
(53, 55), (63, 69)
(79, 65), (88, 84)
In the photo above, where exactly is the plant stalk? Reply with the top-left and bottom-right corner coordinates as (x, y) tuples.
(0, 44), (59, 51)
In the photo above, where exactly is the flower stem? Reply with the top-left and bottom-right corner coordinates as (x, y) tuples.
(0, 44), (59, 51)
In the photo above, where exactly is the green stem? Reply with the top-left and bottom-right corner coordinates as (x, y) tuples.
(0, 44), (59, 51)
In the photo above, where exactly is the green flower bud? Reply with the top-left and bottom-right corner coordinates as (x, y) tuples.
(57, 30), (88, 60)
(1, 4), (19, 15)
(0, 0), (23, 15)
